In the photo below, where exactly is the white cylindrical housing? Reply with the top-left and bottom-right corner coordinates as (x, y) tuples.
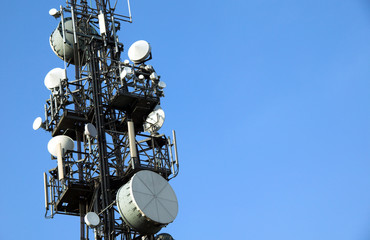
(98, 12), (106, 35)
(43, 172), (49, 210)
(127, 120), (138, 158)
(56, 143), (65, 181)
(116, 170), (178, 234)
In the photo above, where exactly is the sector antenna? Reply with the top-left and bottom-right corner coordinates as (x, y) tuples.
(33, 1), (180, 240)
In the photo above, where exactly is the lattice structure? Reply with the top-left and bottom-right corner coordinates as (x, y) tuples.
(35, 1), (179, 239)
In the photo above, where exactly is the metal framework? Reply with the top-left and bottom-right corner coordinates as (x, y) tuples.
(38, 1), (179, 239)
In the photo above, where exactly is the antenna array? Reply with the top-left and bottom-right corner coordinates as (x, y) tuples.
(34, 1), (179, 240)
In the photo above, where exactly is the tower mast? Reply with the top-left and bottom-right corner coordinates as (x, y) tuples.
(35, 1), (179, 239)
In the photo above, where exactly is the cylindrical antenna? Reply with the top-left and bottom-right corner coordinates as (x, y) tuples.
(127, 120), (138, 168)
(57, 143), (65, 181)
(98, 11), (107, 35)
(43, 172), (49, 210)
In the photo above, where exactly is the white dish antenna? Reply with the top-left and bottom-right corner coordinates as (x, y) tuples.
(120, 67), (134, 80)
(158, 81), (166, 89)
(33, 117), (45, 130)
(150, 72), (158, 81)
(138, 74), (145, 83)
(44, 68), (65, 90)
(84, 212), (100, 228)
(84, 123), (98, 138)
(47, 135), (74, 157)
(128, 40), (151, 64)
(116, 170), (178, 234)
(143, 105), (165, 134)
(49, 8), (61, 18)
(145, 65), (153, 71)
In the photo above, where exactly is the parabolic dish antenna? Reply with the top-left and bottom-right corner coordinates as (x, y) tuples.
(128, 40), (151, 64)
(50, 18), (97, 65)
(49, 8), (60, 17)
(150, 72), (158, 80)
(145, 64), (153, 71)
(138, 74), (145, 81)
(84, 212), (100, 228)
(143, 105), (165, 134)
(84, 123), (98, 138)
(44, 68), (65, 90)
(33, 117), (43, 130)
(47, 135), (74, 157)
(120, 67), (133, 80)
(158, 81), (166, 89)
(116, 170), (178, 234)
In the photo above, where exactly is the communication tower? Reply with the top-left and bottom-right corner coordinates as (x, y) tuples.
(33, 1), (180, 239)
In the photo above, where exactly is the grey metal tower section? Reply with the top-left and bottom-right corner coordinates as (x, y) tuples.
(35, 1), (179, 239)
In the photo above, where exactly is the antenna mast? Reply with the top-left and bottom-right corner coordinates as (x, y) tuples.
(35, 1), (179, 239)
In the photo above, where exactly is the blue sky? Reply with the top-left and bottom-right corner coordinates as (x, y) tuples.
(1, 0), (370, 239)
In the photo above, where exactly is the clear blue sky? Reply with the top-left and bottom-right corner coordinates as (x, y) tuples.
(0, 0), (370, 239)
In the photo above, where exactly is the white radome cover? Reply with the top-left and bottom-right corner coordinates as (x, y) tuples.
(120, 67), (133, 80)
(33, 117), (43, 130)
(49, 8), (59, 17)
(44, 68), (65, 90)
(128, 40), (151, 63)
(117, 170), (178, 224)
(84, 123), (98, 138)
(150, 72), (158, 80)
(143, 105), (165, 133)
(158, 81), (166, 89)
(84, 212), (100, 228)
(47, 135), (75, 157)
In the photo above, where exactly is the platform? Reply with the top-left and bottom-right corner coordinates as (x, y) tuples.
(56, 182), (93, 214)
(138, 135), (168, 149)
(109, 91), (159, 129)
(52, 110), (89, 140)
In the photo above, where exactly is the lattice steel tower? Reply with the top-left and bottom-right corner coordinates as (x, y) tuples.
(33, 1), (179, 239)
